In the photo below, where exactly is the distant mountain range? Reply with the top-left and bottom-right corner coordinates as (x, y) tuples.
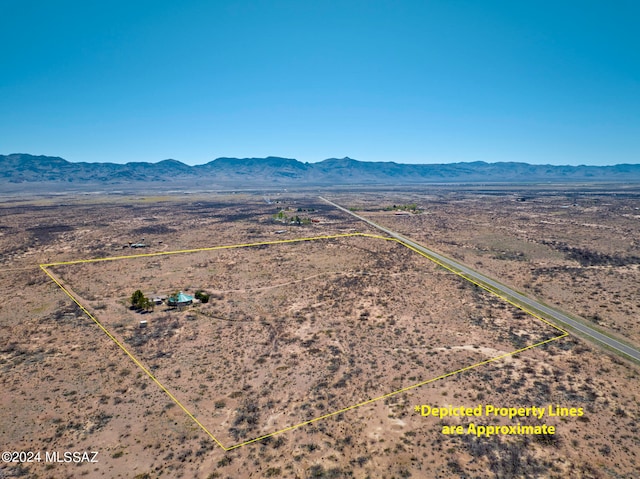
(1, 153), (639, 187)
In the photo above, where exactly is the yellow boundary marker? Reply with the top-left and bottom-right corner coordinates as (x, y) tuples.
(39, 265), (227, 450)
(41, 232), (567, 451)
(40, 233), (363, 267)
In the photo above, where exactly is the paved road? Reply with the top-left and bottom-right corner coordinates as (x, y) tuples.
(321, 196), (640, 363)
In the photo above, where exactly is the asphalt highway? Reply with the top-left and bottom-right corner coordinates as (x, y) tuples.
(321, 196), (640, 363)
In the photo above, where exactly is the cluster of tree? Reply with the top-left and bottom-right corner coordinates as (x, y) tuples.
(273, 210), (312, 225)
(195, 290), (210, 303)
(383, 203), (421, 213)
(130, 289), (153, 312)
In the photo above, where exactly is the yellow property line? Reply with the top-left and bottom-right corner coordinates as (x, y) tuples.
(39, 264), (226, 450)
(226, 333), (566, 450)
(361, 234), (569, 337)
(41, 233), (363, 267)
(41, 232), (567, 451)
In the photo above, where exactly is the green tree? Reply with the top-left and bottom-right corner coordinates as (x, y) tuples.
(130, 289), (145, 309)
(195, 290), (210, 303)
(130, 289), (152, 311)
(140, 297), (154, 312)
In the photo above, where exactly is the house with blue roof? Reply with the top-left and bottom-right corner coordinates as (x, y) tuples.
(167, 291), (194, 307)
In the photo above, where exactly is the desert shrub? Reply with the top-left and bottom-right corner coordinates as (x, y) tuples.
(195, 290), (210, 303)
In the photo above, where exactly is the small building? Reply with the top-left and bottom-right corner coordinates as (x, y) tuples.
(152, 295), (167, 305)
(168, 291), (194, 307)
(139, 320), (148, 328)
(130, 238), (147, 248)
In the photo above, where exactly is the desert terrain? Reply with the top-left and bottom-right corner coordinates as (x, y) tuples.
(338, 185), (640, 346)
(1, 188), (639, 478)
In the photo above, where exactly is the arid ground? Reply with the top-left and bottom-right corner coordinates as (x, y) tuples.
(1, 187), (639, 478)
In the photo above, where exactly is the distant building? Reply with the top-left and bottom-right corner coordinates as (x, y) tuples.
(129, 238), (147, 248)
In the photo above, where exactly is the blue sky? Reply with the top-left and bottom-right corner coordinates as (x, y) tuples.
(1, 0), (638, 165)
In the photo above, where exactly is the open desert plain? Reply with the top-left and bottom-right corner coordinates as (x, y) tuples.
(1, 187), (639, 479)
